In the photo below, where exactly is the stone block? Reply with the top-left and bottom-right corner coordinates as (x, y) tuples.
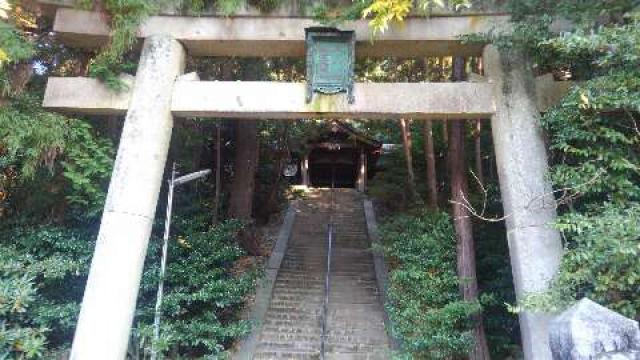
(550, 298), (640, 360)
(596, 351), (640, 359)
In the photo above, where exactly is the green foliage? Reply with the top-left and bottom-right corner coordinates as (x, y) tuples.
(179, 0), (243, 16)
(0, 257), (48, 360)
(542, 71), (640, 205)
(0, 212), (257, 358)
(0, 96), (68, 179)
(312, 0), (372, 26)
(61, 122), (114, 219)
(134, 214), (258, 358)
(216, 0), (244, 16)
(86, 0), (157, 91)
(0, 21), (35, 97)
(0, 94), (114, 221)
(501, 0), (640, 321)
(539, 22), (640, 75)
(246, 0), (281, 13)
(0, 227), (94, 358)
(380, 211), (481, 359)
(461, 15), (555, 64)
(464, 1), (638, 74)
(362, 0), (471, 34)
(368, 147), (416, 211)
(0, 22), (34, 66)
(472, 185), (521, 358)
(506, 0), (636, 23)
(361, 0), (412, 34)
(521, 40), (639, 317)
(518, 204), (640, 319)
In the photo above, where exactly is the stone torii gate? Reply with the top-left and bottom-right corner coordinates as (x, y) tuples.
(40, 4), (572, 359)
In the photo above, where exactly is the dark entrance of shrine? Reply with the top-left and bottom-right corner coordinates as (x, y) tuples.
(309, 147), (358, 188)
(300, 121), (381, 190)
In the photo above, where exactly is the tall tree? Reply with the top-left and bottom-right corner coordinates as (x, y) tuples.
(449, 56), (490, 360)
(228, 120), (258, 220)
(213, 60), (234, 224)
(265, 121), (290, 215)
(423, 119), (438, 208)
(228, 60), (261, 254)
(473, 119), (484, 188)
(399, 118), (419, 202)
(438, 58), (449, 180)
(472, 58), (484, 188)
(212, 122), (222, 223)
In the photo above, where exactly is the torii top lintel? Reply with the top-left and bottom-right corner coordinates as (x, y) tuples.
(44, 5), (512, 57)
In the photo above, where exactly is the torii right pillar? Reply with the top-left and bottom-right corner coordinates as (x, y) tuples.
(484, 45), (563, 359)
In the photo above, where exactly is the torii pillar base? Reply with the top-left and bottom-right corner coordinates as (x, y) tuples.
(70, 35), (185, 360)
(484, 45), (563, 360)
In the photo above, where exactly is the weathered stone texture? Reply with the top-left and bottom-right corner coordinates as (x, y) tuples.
(70, 35), (185, 360)
(550, 298), (640, 360)
(52, 8), (508, 57)
(43, 75), (572, 118)
(597, 352), (640, 359)
(43, 79), (497, 119)
(484, 45), (564, 360)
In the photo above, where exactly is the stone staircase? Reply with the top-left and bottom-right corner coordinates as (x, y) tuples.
(253, 189), (390, 360)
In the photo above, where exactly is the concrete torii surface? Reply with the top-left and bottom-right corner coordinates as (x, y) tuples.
(38, 3), (570, 359)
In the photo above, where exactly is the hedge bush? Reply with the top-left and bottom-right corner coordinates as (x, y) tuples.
(380, 211), (481, 359)
(0, 215), (257, 359)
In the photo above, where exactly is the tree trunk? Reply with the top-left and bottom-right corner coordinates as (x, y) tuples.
(228, 119), (260, 254)
(71, 52), (91, 77)
(228, 121), (258, 220)
(228, 60), (261, 255)
(106, 116), (122, 143)
(213, 123), (222, 224)
(472, 55), (484, 189)
(450, 56), (491, 360)
(423, 119), (438, 209)
(474, 119), (484, 188)
(266, 121), (290, 215)
(439, 57), (449, 153)
(399, 118), (419, 202)
(213, 60), (234, 223)
(441, 122), (448, 148)
(11, 63), (33, 93)
(1, 62), (33, 104)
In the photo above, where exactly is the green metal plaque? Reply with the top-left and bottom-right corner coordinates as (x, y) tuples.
(305, 27), (355, 104)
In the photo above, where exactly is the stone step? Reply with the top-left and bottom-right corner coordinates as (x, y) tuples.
(326, 316), (387, 327)
(267, 299), (323, 308)
(325, 353), (389, 360)
(264, 312), (321, 321)
(260, 326), (322, 336)
(254, 342), (320, 353)
(262, 319), (321, 329)
(253, 349), (321, 360)
(324, 343), (389, 354)
(258, 332), (322, 344)
(262, 320), (321, 330)
(255, 344), (320, 353)
(271, 286), (324, 294)
(252, 190), (389, 359)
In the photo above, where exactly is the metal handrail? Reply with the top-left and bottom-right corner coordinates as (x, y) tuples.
(320, 187), (335, 360)
(151, 164), (211, 360)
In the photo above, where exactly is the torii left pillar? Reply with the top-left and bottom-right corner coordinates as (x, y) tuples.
(71, 35), (185, 360)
